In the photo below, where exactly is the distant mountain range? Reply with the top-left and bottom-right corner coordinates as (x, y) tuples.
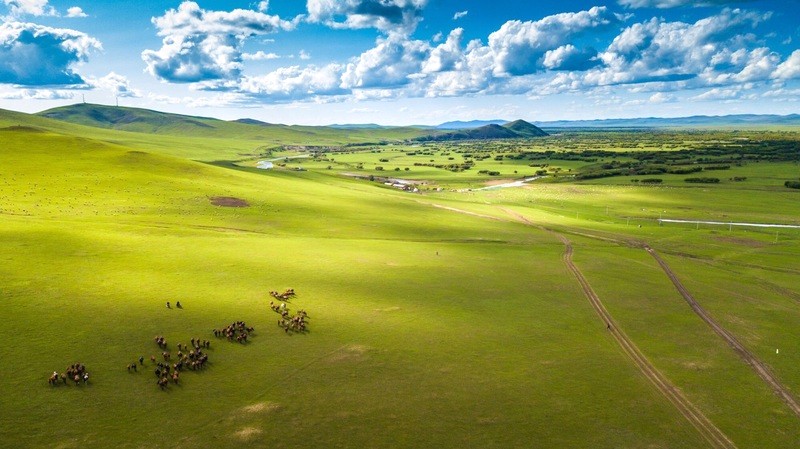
(30, 104), (800, 143)
(232, 118), (274, 127)
(531, 114), (800, 128)
(433, 114), (800, 129)
(414, 120), (548, 141)
(435, 119), (508, 129)
(32, 103), (429, 143)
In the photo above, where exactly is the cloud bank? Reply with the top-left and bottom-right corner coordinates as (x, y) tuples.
(0, 21), (101, 86)
(141, 1), (294, 83)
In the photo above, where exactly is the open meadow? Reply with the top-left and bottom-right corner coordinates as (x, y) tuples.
(1, 110), (800, 448)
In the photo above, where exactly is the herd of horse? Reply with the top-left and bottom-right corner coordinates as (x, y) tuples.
(213, 320), (255, 344)
(48, 362), (88, 386)
(269, 288), (309, 333)
(48, 288), (307, 389)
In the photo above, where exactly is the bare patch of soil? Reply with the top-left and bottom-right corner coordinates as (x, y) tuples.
(483, 179), (514, 186)
(328, 344), (369, 363)
(210, 196), (250, 207)
(712, 235), (766, 248)
(233, 427), (262, 441)
(373, 306), (400, 312)
(240, 402), (280, 414)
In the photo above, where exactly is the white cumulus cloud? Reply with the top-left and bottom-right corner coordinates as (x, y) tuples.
(772, 50), (800, 80)
(618, 0), (756, 8)
(242, 50), (279, 60)
(421, 28), (463, 73)
(341, 33), (430, 89)
(0, 88), (74, 99)
(0, 21), (101, 86)
(66, 6), (86, 18)
(88, 72), (141, 98)
(584, 8), (771, 88)
(141, 1), (294, 83)
(200, 63), (348, 102)
(306, 0), (427, 34)
(3, 0), (55, 17)
(488, 6), (617, 76)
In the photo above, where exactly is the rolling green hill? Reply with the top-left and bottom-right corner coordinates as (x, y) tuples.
(38, 103), (220, 133)
(35, 103), (429, 143)
(414, 120), (548, 141)
(503, 119), (549, 137)
(2, 106), (800, 448)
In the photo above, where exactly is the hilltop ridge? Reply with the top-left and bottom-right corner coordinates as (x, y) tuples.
(414, 120), (549, 141)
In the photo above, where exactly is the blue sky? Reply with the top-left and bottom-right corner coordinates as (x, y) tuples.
(1, 0), (799, 125)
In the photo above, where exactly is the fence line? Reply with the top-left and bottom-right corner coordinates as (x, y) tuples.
(658, 219), (800, 229)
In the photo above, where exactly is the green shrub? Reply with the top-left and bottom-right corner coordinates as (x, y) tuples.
(684, 177), (720, 183)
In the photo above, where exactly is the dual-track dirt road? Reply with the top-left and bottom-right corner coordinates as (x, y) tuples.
(501, 209), (736, 449)
(646, 246), (800, 419)
(559, 236), (737, 449)
(438, 203), (799, 447)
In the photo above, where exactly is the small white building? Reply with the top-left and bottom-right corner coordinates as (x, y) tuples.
(256, 161), (274, 170)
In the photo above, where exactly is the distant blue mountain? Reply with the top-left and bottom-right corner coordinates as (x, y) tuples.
(233, 118), (274, 126)
(534, 114), (800, 128)
(436, 119), (508, 129)
(415, 120), (548, 142)
(327, 123), (385, 129)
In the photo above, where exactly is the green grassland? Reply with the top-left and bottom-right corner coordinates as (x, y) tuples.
(2, 109), (800, 448)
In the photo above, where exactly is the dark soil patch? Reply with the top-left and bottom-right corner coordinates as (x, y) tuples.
(713, 236), (766, 248)
(0, 125), (45, 133)
(210, 196), (250, 207)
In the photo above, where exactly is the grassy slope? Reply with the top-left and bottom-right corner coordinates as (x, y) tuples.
(418, 181), (800, 447)
(0, 125), (719, 448)
(5, 106), (430, 163)
(34, 103), (428, 142)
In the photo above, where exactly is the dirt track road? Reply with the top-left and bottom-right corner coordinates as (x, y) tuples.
(560, 237), (736, 449)
(646, 246), (800, 419)
(502, 209), (736, 449)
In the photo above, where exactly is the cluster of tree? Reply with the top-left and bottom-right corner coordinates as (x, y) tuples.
(410, 161), (473, 172)
(667, 167), (704, 174)
(703, 165), (731, 171)
(684, 177), (720, 183)
(785, 180), (800, 189)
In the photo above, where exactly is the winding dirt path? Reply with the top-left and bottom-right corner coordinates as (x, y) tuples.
(645, 246), (800, 419)
(504, 209), (736, 449)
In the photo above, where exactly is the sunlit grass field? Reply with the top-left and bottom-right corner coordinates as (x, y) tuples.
(2, 114), (800, 448)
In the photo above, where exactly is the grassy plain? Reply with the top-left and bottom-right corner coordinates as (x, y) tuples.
(1, 112), (800, 448)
